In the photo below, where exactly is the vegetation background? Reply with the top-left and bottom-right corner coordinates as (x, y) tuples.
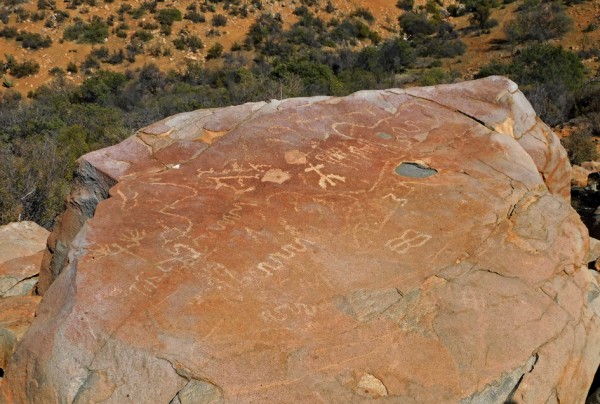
(0, 0), (599, 227)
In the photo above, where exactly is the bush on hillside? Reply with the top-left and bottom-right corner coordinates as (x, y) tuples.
(504, 2), (572, 43)
(564, 130), (598, 165)
(396, 0), (414, 11)
(156, 8), (182, 26)
(510, 44), (584, 91)
(399, 12), (437, 38)
(9, 59), (40, 78)
(37, 0), (56, 10)
(184, 9), (205, 23)
(212, 13), (228, 27)
(206, 42), (224, 60)
(477, 44), (584, 125)
(63, 16), (109, 43)
(133, 29), (153, 42)
(0, 26), (18, 39)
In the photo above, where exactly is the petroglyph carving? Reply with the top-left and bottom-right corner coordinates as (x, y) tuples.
(261, 169), (291, 184)
(91, 229), (158, 259)
(90, 243), (127, 260)
(385, 230), (432, 255)
(116, 189), (139, 212)
(315, 148), (349, 166)
(129, 272), (164, 294)
(382, 193), (408, 206)
(207, 203), (245, 232)
(256, 238), (315, 276)
(128, 243), (205, 295)
(304, 163), (346, 189)
(261, 303), (317, 323)
(197, 162), (272, 193)
(393, 119), (423, 134)
(119, 229), (146, 247)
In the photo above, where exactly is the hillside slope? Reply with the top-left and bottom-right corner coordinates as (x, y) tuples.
(0, 0), (598, 93)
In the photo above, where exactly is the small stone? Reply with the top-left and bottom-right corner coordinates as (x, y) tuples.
(356, 373), (388, 398)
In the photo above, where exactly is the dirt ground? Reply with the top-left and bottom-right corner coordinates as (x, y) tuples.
(1, 0), (598, 94)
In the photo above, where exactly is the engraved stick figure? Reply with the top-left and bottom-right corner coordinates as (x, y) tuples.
(304, 163), (346, 189)
(385, 230), (431, 255)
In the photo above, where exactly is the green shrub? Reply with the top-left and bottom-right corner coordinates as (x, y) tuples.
(465, 0), (495, 29)
(90, 46), (110, 61)
(49, 67), (65, 76)
(106, 49), (125, 64)
(2, 75), (14, 88)
(130, 7), (146, 19)
(117, 3), (132, 14)
(81, 54), (100, 71)
(10, 59), (40, 78)
(376, 37), (415, 72)
(505, 2), (572, 43)
(477, 44), (584, 125)
(63, 16), (109, 43)
(184, 10), (205, 23)
(76, 70), (127, 103)
(37, 0), (56, 10)
(67, 61), (78, 73)
(510, 44), (584, 91)
(415, 37), (467, 58)
(140, 21), (159, 30)
(0, 27), (18, 39)
(350, 7), (375, 24)
(399, 12), (437, 38)
(419, 67), (457, 86)
(212, 13), (228, 27)
(206, 42), (224, 60)
(565, 130), (598, 165)
(173, 31), (203, 52)
(156, 8), (182, 25)
(475, 60), (510, 77)
(133, 29), (153, 42)
(396, 0), (414, 10)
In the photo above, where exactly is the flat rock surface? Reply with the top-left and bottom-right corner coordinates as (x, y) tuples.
(2, 77), (600, 403)
(0, 222), (48, 297)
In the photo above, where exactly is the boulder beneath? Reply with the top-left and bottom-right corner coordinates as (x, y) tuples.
(0, 221), (47, 381)
(0, 296), (41, 380)
(2, 77), (600, 403)
(0, 221), (48, 297)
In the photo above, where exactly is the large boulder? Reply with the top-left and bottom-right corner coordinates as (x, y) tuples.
(0, 221), (47, 381)
(2, 77), (599, 403)
(0, 296), (41, 379)
(0, 221), (48, 297)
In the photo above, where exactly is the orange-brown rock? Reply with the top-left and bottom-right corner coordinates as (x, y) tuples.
(3, 77), (600, 403)
(572, 165), (592, 188)
(0, 222), (48, 297)
(0, 296), (41, 379)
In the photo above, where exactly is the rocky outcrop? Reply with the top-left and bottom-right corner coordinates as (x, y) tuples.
(0, 222), (47, 298)
(0, 221), (47, 381)
(0, 296), (41, 380)
(2, 77), (599, 403)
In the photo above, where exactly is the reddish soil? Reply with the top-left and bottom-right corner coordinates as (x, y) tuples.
(0, 0), (598, 94)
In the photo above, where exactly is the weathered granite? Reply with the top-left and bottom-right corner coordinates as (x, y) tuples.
(0, 221), (48, 297)
(0, 296), (41, 379)
(3, 77), (599, 403)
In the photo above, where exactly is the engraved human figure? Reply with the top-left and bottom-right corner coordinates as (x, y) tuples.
(304, 163), (346, 189)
